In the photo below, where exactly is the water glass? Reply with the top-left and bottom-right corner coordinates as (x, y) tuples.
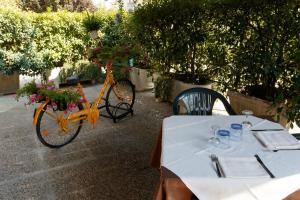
(242, 110), (253, 128)
(208, 125), (220, 145)
(217, 129), (230, 149)
(230, 123), (243, 140)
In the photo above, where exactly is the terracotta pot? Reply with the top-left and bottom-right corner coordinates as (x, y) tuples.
(0, 72), (19, 95)
(129, 67), (154, 92)
(169, 79), (212, 102)
(227, 91), (288, 127)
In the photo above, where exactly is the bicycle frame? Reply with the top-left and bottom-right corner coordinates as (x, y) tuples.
(33, 60), (116, 130)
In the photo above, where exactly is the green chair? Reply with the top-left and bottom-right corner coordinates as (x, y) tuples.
(173, 87), (236, 115)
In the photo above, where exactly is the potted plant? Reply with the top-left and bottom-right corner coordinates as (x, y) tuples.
(16, 80), (81, 111)
(128, 46), (154, 91)
(208, 1), (299, 126)
(82, 13), (103, 39)
(87, 43), (134, 81)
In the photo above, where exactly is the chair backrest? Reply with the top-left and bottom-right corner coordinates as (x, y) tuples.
(172, 87), (236, 115)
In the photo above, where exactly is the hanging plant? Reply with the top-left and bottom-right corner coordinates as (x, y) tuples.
(82, 12), (103, 32)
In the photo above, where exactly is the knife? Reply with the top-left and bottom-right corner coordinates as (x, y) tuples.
(255, 154), (275, 178)
(251, 129), (284, 131)
(215, 161), (222, 178)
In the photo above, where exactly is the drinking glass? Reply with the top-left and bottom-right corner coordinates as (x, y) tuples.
(230, 123), (243, 140)
(242, 110), (253, 127)
(208, 125), (220, 145)
(217, 129), (230, 149)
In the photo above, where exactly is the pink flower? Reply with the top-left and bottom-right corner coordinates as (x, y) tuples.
(67, 103), (77, 111)
(48, 80), (54, 83)
(46, 105), (51, 110)
(47, 86), (55, 90)
(80, 97), (87, 103)
(124, 45), (130, 54)
(29, 94), (37, 103)
(36, 83), (42, 88)
(51, 102), (57, 107)
(95, 47), (101, 53)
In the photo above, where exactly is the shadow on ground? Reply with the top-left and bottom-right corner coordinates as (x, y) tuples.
(0, 84), (172, 200)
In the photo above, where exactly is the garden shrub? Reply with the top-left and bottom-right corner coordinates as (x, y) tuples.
(0, 8), (116, 78)
(131, 0), (210, 84)
(59, 60), (102, 83)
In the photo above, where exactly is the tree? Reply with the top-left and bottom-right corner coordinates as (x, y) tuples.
(0, 0), (20, 9)
(18, 0), (96, 12)
(131, 0), (209, 83)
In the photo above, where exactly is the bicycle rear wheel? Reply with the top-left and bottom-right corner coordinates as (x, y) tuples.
(105, 79), (135, 121)
(36, 103), (84, 148)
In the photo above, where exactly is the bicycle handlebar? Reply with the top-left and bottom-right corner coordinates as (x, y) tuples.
(105, 59), (113, 71)
(94, 59), (131, 72)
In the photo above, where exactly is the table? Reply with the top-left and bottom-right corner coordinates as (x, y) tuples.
(151, 115), (300, 200)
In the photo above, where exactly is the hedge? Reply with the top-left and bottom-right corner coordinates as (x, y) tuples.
(0, 8), (117, 76)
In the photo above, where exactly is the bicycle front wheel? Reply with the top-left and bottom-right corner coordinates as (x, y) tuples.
(36, 103), (84, 148)
(105, 79), (135, 121)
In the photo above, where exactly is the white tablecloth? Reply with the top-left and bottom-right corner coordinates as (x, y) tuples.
(161, 115), (300, 200)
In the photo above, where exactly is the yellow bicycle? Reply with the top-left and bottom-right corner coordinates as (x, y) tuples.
(32, 60), (135, 148)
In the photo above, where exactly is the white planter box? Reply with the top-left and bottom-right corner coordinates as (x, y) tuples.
(129, 67), (154, 92)
(228, 91), (288, 127)
(0, 72), (19, 95)
(169, 79), (212, 102)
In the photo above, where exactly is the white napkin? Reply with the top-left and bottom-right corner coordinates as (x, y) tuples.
(250, 119), (284, 130)
(217, 156), (270, 178)
(254, 131), (300, 150)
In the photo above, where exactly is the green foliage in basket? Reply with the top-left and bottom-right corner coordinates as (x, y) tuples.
(38, 89), (81, 106)
(16, 80), (39, 100)
(16, 80), (81, 108)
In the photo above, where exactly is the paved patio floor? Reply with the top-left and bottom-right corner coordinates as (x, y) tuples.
(0, 84), (172, 200)
(0, 83), (299, 200)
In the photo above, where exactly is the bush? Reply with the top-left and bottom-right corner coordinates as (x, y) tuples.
(59, 60), (102, 83)
(154, 75), (172, 102)
(206, 0), (300, 125)
(76, 60), (102, 81)
(131, 0), (209, 82)
(0, 9), (111, 77)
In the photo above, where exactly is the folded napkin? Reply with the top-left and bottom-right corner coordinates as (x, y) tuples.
(250, 119), (284, 130)
(254, 131), (300, 150)
(217, 156), (270, 178)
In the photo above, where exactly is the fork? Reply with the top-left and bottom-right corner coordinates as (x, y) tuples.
(210, 154), (222, 177)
